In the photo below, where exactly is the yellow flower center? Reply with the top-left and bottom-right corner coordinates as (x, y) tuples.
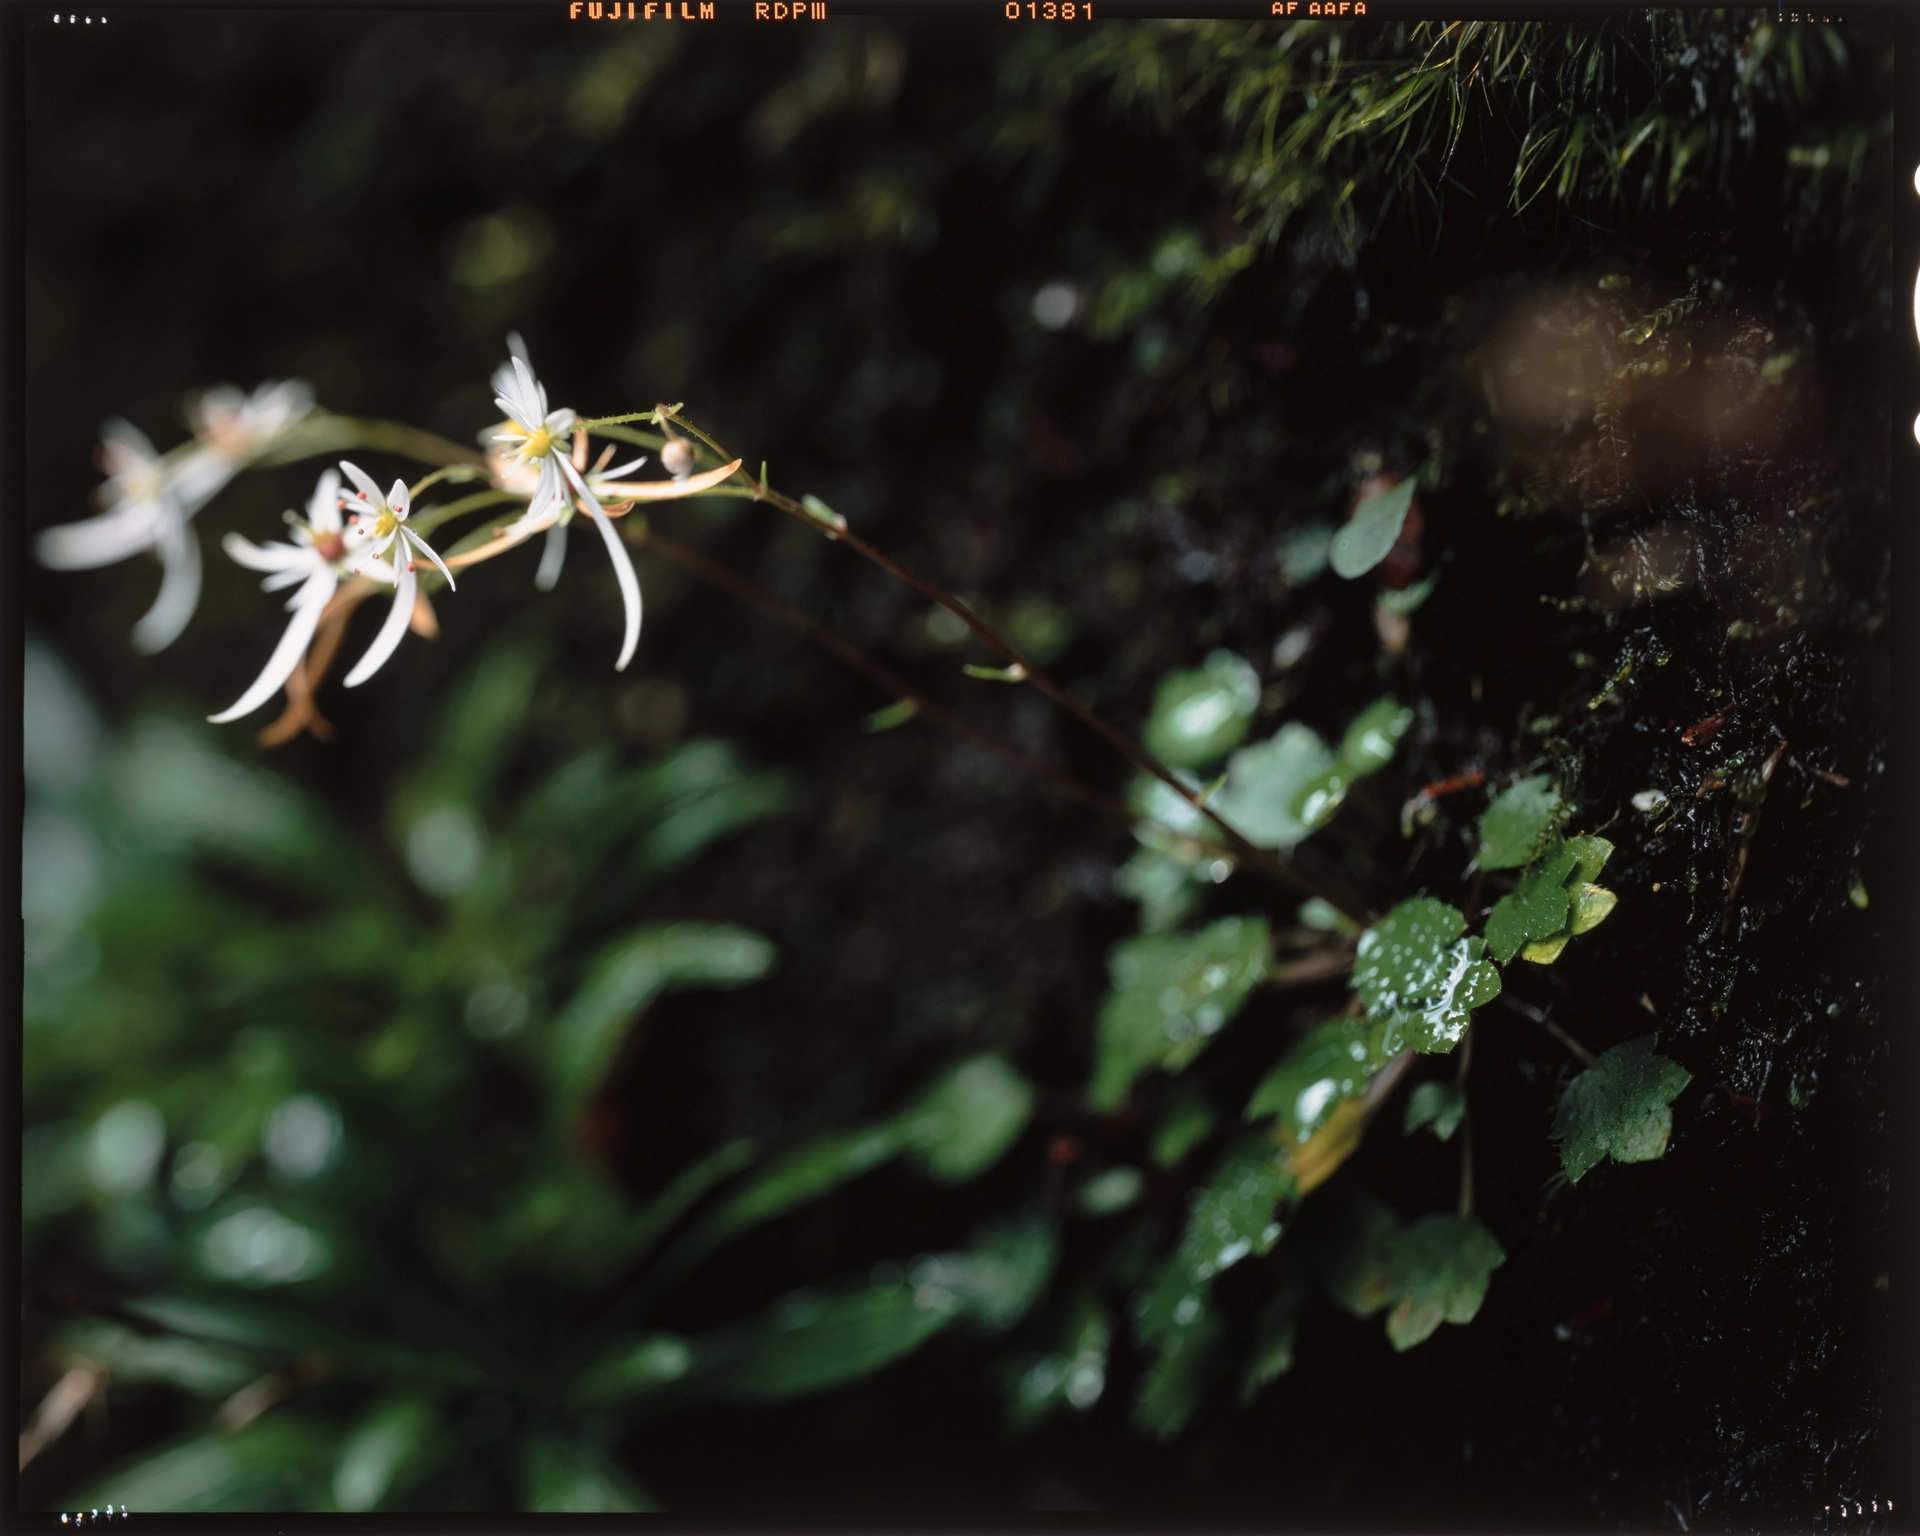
(521, 427), (554, 461)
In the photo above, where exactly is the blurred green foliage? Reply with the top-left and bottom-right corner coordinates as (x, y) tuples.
(22, 640), (1043, 1509)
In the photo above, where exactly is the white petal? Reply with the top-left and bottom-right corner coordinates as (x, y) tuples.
(534, 521), (568, 591)
(351, 552), (398, 585)
(224, 532), (310, 572)
(343, 559), (417, 688)
(547, 408), (576, 434)
(265, 566), (313, 594)
(388, 480), (410, 519)
(403, 527), (456, 591)
(207, 569), (334, 723)
(512, 356), (547, 424)
(36, 501), (161, 569)
(166, 446), (237, 514)
(131, 517), (203, 654)
(565, 458), (641, 671)
(338, 459), (383, 506)
(309, 468), (343, 534)
(600, 455), (648, 480)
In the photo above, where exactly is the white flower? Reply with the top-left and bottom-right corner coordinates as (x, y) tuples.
(174, 379), (315, 507)
(207, 465), (447, 724)
(37, 421), (203, 655)
(36, 382), (315, 655)
(489, 343), (643, 670)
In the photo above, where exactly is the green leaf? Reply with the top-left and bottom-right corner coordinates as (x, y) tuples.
(1477, 776), (1566, 870)
(521, 1437), (657, 1513)
(1551, 1034), (1693, 1182)
(1307, 1182), (1403, 1319)
(549, 923), (775, 1102)
(1336, 697), (1415, 776)
(1114, 845), (1205, 934)
(1137, 1135), (1292, 1345)
(1151, 1083), (1217, 1168)
(1078, 1166), (1145, 1215)
(1131, 1305), (1222, 1440)
(1378, 571), (1438, 616)
(699, 1123), (906, 1245)
(1297, 896), (1362, 938)
(1009, 1302), (1111, 1426)
(689, 1286), (955, 1401)
(1568, 883), (1618, 935)
(1329, 478), (1418, 579)
(1351, 898), (1501, 1052)
(1091, 917), (1272, 1108)
(574, 1334), (694, 1404)
(333, 1398), (432, 1512)
(1126, 768), (1210, 840)
(1209, 724), (1337, 852)
(1142, 651), (1262, 768)
(1279, 523), (1335, 583)
(686, 1222), (1054, 1401)
(1484, 849), (1578, 963)
(895, 1054), (1035, 1184)
(78, 1418), (331, 1512)
(1382, 1215), (1506, 1350)
(53, 1321), (255, 1397)
(1244, 1017), (1384, 1141)
(1401, 1081), (1466, 1142)
(1559, 835), (1615, 884)
(1241, 1274), (1311, 1400)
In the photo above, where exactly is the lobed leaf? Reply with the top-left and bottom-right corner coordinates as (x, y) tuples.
(1382, 1215), (1506, 1350)
(1477, 775), (1567, 870)
(1551, 1034), (1692, 1182)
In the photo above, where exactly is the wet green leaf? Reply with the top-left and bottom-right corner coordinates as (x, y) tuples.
(1297, 896), (1362, 938)
(1244, 1017), (1384, 1141)
(1336, 697), (1415, 776)
(1351, 898), (1500, 1051)
(1241, 1274), (1311, 1400)
(1551, 1034), (1692, 1182)
(1401, 1080), (1466, 1141)
(896, 1054), (1035, 1184)
(1009, 1302), (1111, 1426)
(1382, 1215), (1506, 1350)
(1138, 1135), (1292, 1345)
(521, 1437), (657, 1513)
(1330, 477), (1418, 579)
(1091, 917), (1273, 1108)
(1477, 775), (1566, 870)
(1142, 651), (1262, 768)
(1209, 724), (1337, 852)
(549, 923), (775, 1102)
(1485, 849), (1578, 963)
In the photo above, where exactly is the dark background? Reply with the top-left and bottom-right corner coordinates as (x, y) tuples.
(20, 5), (1899, 1524)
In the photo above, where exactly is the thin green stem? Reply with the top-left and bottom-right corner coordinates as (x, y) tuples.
(255, 414), (487, 471)
(407, 463), (488, 501)
(409, 488), (521, 539)
(655, 406), (1372, 925)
